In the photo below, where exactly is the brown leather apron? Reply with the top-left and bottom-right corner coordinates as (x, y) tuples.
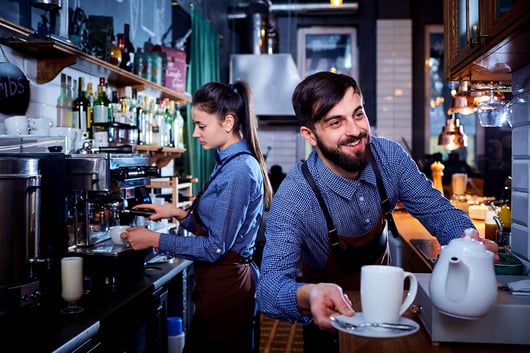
(301, 212), (388, 291)
(183, 214), (255, 353)
(300, 213), (388, 353)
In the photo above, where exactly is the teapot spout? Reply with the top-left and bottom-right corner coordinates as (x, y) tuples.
(445, 256), (470, 302)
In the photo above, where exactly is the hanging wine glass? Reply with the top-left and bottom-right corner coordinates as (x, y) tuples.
(503, 99), (513, 128)
(476, 86), (506, 127)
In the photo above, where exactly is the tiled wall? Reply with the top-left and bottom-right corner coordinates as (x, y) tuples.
(258, 125), (306, 175)
(375, 20), (413, 148)
(510, 63), (530, 271)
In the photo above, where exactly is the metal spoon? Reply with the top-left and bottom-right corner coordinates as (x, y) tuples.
(330, 316), (416, 331)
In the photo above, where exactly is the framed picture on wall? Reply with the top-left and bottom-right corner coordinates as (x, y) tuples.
(297, 27), (358, 79)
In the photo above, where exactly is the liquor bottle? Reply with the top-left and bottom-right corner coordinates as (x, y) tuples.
(152, 98), (165, 146)
(93, 77), (110, 124)
(173, 102), (185, 149)
(72, 77), (89, 135)
(57, 73), (73, 127)
(110, 36), (122, 67)
(85, 82), (95, 139)
(119, 23), (135, 72)
(137, 95), (149, 145)
(163, 98), (174, 147)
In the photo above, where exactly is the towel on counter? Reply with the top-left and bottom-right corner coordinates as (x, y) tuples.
(507, 279), (530, 296)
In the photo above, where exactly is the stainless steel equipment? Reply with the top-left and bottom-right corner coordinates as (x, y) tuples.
(67, 153), (158, 247)
(413, 273), (530, 345)
(230, 53), (301, 118)
(66, 152), (159, 289)
(0, 158), (43, 315)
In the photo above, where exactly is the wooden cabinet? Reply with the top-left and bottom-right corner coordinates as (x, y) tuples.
(443, 0), (530, 82)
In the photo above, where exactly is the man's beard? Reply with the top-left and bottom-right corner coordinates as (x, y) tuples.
(316, 133), (370, 174)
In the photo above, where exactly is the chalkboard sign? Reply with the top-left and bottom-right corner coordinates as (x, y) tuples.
(0, 62), (30, 115)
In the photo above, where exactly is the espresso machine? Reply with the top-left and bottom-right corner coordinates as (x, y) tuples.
(66, 150), (159, 288)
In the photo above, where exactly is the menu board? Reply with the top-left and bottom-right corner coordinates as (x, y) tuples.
(0, 62), (30, 115)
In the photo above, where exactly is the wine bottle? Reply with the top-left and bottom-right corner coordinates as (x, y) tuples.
(57, 73), (73, 127)
(119, 23), (135, 72)
(85, 82), (95, 139)
(72, 77), (89, 135)
(93, 77), (110, 124)
(173, 102), (185, 149)
(163, 98), (174, 147)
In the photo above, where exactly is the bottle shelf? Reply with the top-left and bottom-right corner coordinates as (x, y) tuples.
(1, 17), (191, 105)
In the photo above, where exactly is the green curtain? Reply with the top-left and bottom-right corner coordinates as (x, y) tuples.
(184, 6), (220, 192)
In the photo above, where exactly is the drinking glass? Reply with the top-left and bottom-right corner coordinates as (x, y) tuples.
(61, 256), (84, 314)
(476, 88), (507, 127)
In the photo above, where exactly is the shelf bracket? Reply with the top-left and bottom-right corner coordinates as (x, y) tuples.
(36, 55), (77, 83)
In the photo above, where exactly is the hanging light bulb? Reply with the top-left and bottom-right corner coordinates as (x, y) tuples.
(330, 0), (343, 7)
(438, 113), (468, 151)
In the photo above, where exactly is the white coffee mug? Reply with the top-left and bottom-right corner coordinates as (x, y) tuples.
(28, 117), (53, 136)
(109, 225), (130, 245)
(4, 115), (28, 135)
(360, 265), (418, 325)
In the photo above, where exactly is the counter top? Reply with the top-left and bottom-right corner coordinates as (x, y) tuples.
(394, 209), (485, 272)
(339, 290), (530, 353)
(0, 256), (192, 352)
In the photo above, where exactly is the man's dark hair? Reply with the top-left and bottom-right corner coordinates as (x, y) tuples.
(292, 71), (363, 129)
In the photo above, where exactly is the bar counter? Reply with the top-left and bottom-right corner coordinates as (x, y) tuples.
(0, 256), (192, 352)
(339, 291), (530, 353)
(338, 210), (529, 352)
(394, 208), (485, 272)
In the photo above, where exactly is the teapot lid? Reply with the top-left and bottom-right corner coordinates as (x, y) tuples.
(444, 229), (493, 257)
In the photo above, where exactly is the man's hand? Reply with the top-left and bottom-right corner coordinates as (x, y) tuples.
(466, 228), (500, 262)
(297, 283), (355, 331)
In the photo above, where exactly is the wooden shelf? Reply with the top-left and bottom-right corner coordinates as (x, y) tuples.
(135, 145), (187, 168)
(1, 18), (191, 104)
(146, 176), (198, 209)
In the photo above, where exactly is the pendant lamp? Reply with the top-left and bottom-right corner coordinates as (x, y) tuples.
(438, 113), (468, 151)
(448, 81), (476, 116)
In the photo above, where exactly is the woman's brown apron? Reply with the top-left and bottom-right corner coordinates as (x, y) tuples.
(183, 214), (255, 353)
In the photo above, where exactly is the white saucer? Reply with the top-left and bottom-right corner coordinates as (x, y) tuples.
(330, 313), (420, 338)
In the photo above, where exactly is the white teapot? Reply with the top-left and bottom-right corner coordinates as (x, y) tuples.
(429, 229), (497, 319)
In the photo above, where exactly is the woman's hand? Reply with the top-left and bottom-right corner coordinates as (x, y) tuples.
(133, 203), (187, 221)
(120, 226), (160, 250)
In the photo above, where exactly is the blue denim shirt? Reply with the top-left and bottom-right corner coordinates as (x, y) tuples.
(158, 140), (265, 263)
(256, 136), (475, 324)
